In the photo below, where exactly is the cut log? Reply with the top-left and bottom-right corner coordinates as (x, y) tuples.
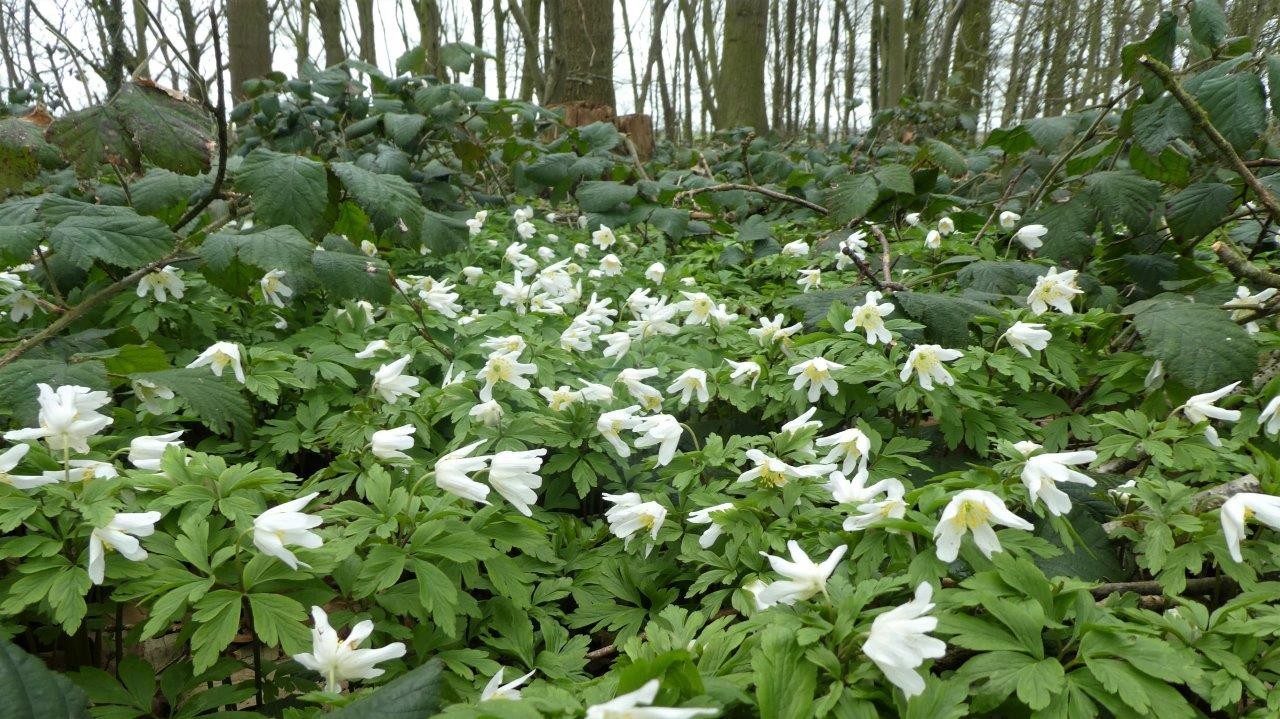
(615, 113), (654, 161)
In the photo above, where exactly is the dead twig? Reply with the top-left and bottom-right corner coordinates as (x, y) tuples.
(673, 182), (828, 215)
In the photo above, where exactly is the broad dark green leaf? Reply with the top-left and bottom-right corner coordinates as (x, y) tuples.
(48, 212), (173, 269)
(576, 181), (638, 212)
(237, 149), (331, 237)
(0, 638), (91, 719)
(1194, 73), (1267, 151)
(1165, 182), (1235, 241)
(323, 659), (442, 719)
(1131, 297), (1257, 392)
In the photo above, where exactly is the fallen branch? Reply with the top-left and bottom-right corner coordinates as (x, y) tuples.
(1091, 575), (1229, 599)
(673, 183), (829, 215)
(1213, 239), (1280, 289)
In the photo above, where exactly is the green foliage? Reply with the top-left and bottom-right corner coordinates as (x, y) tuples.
(0, 638), (91, 719)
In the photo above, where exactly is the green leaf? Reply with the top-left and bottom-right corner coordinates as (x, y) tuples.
(331, 162), (424, 240)
(1015, 658), (1066, 711)
(1130, 297), (1257, 392)
(1189, 0), (1230, 49)
(236, 149), (331, 237)
(111, 82), (213, 174)
(323, 658), (442, 719)
(0, 222), (43, 265)
(45, 105), (137, 174)
(131, 368), (252, 433)
(1082, 170), (1160, 233)
(1165, 182), (1235, 241)
(576, 181), (638, 213)
(1193, 73), (1267, 151)
(873, 164), (914, 194)
(0, 117), (61, 193)
(420, 210), (468, 255)
(752, 625), (816, 719)
(190, 589), (242, 673)
(312, 245), (393, 303)
(1028, 196), (1097, 263)
(921, 139), (966, 176)
(1268, 55), (1280, 119)
(0, 637), (91, 719)
(48, 212), (174, 269)
(248, 593), (310, 655)
(1023, 115), (1077, 150)
(895, 291), (999, 346)
(825, 174), (878, 225)
(200, 225), (317, 294)
(1131, 96), (1191, 156)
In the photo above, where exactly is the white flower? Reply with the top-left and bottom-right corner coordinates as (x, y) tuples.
(725, 358), (762, 389)
(905, 213), (922, 226)
(617, 367), (664, 411)
(187, 342), (246, 383)
(749, 314), (802, 346)
(780, 406), (822, 436)
(494, 272), (531, 313)
(478, 351), (538, 402)
(469, 399), (504, 427)
(924, 230), (941, 249)
(667, 368), (710, 406)
(1225, 286), (1278, 333)
(487, 448), (547, 516)
(513, 206), (534, 224)
(736, 449), (835, 488)
(1013, 224), (1047, 250)
(536, 246), (556, 262)
(796, 268), (821, 292)
(462, 266), (484, 284)
(999, 210), (1021, 229)
(0, 444), (53, 490)
(900, 345), (963, 390)
(88, 511), (161, 585)
(585, 679), (716, 719)
(933, 489), (1034, 562)
(645, 262), (666, 283)
(1015, 441), (1097, 516)
(434, 440), (491, 504)
(687, 503), (734, 548)
(466, 210), (488, 236)
(3, 289), (39, 322)
(539, 385), (580, 411)
(788, 357), (845, 402)
(371, 355), (422, 404)
(371, 425), (415, 461)
(1145, 359), (1164, 389)
(1220, 492), (1280, 562)
(128, 430), (184, 470)
(845, 291), (895, 345)
(481, 667), (536, 701)
(591, 403), (641, 456)
(354, 340), (390, 359)
(577, 380), (614, 403)
(482, 335), (528, 357)
(677, 291), (716, 325)
(862, 582), (946, 698)
(592, 225), (616, 250)
(253, 492), (323, 569)
(679, 276), (697, 287)
(260, 269), (293, 307)
(131, 378), (175, 414)
(599, 254), (622, 276)
(420, 279), (463, 318)
(1178, 381), (1241, 446)
(515, 221), (537, 240)
(443, 363), (467, 387)
(574, 242), (590, 258)
(816, 428), (872, 477)
(293, 606), (407, 694)
(1259, 396), (1280, 437)
(1001, 322), (1051, 357)
(601, 331), (632, 363)
(838, 231), (870, 267)
(937, 217), (955, 235)
(781, 240), (809, 257)
(360, 240), (378, 256)
(1027, 268), (1082, 316)
(603, 492), (667, 555)
(631, 413), (683, 466)
(41, 459), (117, 484)
(136, 267), (185, 302)
(5, 384), (113, 454)
(749, 540), (847, 609)
(842, 479), (908, 531)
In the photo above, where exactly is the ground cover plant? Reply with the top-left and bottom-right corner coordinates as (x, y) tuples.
(4, 2), (1280, 717)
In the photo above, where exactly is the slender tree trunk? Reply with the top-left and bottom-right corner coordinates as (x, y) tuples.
(545, 0), (615, 107)
(93, 0), (128, 92)
(769, 0), (783, 129)
(297, 0), (311, 71)
(716, 0), (769, 130)
(315, 0), (345, 68)
(869, 0), (881, 111)
(0, 4), (18, 86)
(1041, 0), (1074, 114)
(903, 0), (929, 98)
(1001, 0), (1033, 125)
(948, 0), (990, 116)
(678, 0), (717, 121)
(514, 0), (541, 100)
(823, 0), (842, 137)
(132, 0), (149, 78)
(471, 0), (486, 88)
(878, 0), (905, 109)
(637, 0), (668, 115)
(414, 0), (443, 77)
(927, 0), (967, 101)
(355, 0), (377, 66)
(227, 0), (272, 99)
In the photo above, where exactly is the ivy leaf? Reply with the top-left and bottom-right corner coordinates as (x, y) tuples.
(322, 659), (442, 719)
(0, 637), (91, 719)
(236, 149), (331, 237)
(1130, 297), (1257, 392)
(48, 212), (174, 269)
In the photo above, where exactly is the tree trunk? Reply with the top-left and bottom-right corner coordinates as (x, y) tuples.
(869, 0), (880, 112)
(637, 0), (669, 117)
(903, 0), (929, 98)
(545, 0), (615, 107)
(769, 0), (783, 129)
(93, 0), (129, 93)
(715, 0), (769, 131)
(878, 0), (905, 109)
(414, 0), (443, 78)
(227, 0), (272, 99)
(927, 0), (966, 101)
(678, 0), (717, 122)
(355, 0), (377, 66)
(948, 0), (990, 115)
(132, 0), (149, 78)
(297, 0), (311, 71)
(514, 0), (541, 100)
(494, 0), (507, 96)
(315, 0), (345, 68)
(1001, 0), (1034, 125)
(471, 0), (486, 88)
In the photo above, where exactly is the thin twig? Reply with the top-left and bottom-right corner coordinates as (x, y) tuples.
(172, 9), (227, 232)
(1025, 84), (1138, 210)
(867, 225), (899, 287)
(1091, 575), (1229, 599)
(672, 182), (828, 214)
(972, 166), (1030, 246)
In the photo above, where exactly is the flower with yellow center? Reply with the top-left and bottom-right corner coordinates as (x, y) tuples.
(933, 489), (1033, 562)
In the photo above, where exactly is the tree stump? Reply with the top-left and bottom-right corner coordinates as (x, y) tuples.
(615, 114), (654, 161)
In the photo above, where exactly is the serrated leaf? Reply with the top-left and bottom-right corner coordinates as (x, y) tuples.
(1189, 0), (1229, 49)
(825, 174), (878, 225)
(1194, 73), (1267, 151)
(895, 291), (999, 346)
(1131, 95), (1191, 155)
(0, 637), (91, 719)
(576, 181), (637, 212)
(236, 149), (330, 237)
(1165, 182), (1235, 241)
(112, 82), (212, 174)
(873, 164), (914, 194)
(312, 247), (392, 302)
(331, 162), (424, 241)
(1082, 170), (1160, 233)
(753, 625), (816, 719)
(48, 212), (173, 269)
(248, 593), (310, 655)
(1131, 297), (1257, 392)
(132, 368), (252, 433)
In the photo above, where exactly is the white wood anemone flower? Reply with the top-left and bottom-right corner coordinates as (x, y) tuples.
(88, 511), (162, 585)
(292, 606), (406, 694)
(747, 540), (847, 610)
(584, 679), (717, 719)
(862, 582), (946, 698)
(1220, 491), (1280, 562)
(253, 492), (324, 569)
(933, 489), (1034, 562)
